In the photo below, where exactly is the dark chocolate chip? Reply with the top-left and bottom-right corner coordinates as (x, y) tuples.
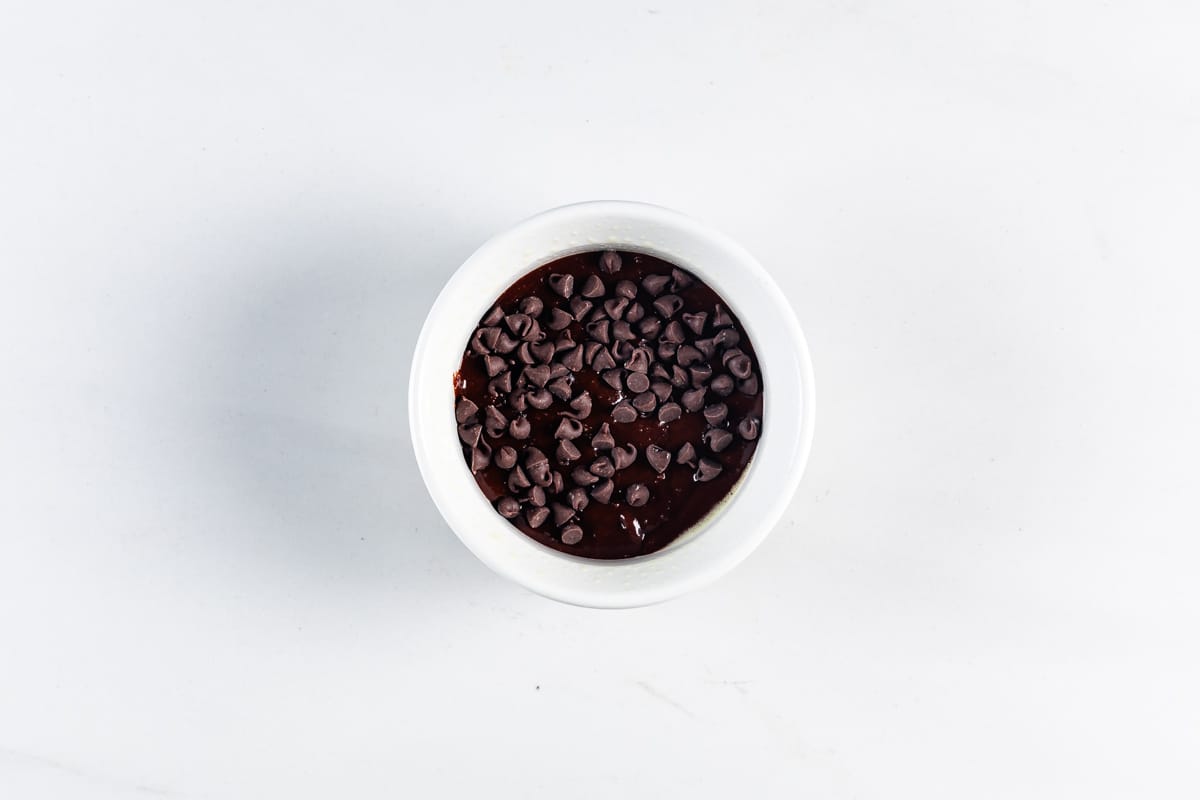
(626, 372), (650, 393)
(524, 446), (549, 472)
(551, 471), (565, 494)
(554, 332), (576, 352)
(591, 422), (615, 450)
(592, 348), (617, 372)
(527, 485), (547, 507)
(484, 406), (508, 437)
(714, 328), (741, 349)
(676, 345), (703, 366)
(600, 251), (622, 274)
(612, 320), (636, 341)
(569, 297), (593, 321)
(547, 377), (572, 401)
(497, 497), (520, 519)
(670, 365), (689, 388)
(554, 417), (584, 440)
(548, 273), (574, 299)
(632, 391), (657, 413)
(571, 466), (600, 486)
(599, 368), (622, 390)
(681, 386), (706, 412)
(526, 506), (550, 528)
(531, 341), (556, 363)
(624, 347), (651, 373)
(695, 457), (723, 482)
(550, 502), (575, 527)
(612, 402), (638, 423)
(556, 438), (581, 463)
(509, 416), (531, 439)
(650, 380), (672, 402)
(641, 273), (671, 296)
(610, 339), (633, 361)
(604, 297), (629, 320)
(561, 524), (584, 545)
(495, 445), (518, 470)
(661, 320), (686, 344)
(590, 479), (615, 504)
(738, 375), (759, 395)
(524, 364), (551, 388)
(710, 374), (734, 396)
(488, 370), (512, 397)
(547, 308), (573, 330)
(508, 465), (531, 490)
(652, 294), (684, 319)
(727, 354), (752, 379)
(504, 313), (534, 339)
(580, 274), (605, 298)
(567, 487), (589, 513)
(568, 391), (592, 418)
(625, 302), (645, 323)
(615, 280), (638, 299)
(712, 304), (733, 327)
(612, 443), (637, 470)
(657, 401), (682, 423)
(638, 317), (663, 338)
(455, 397), (479, 424)
(646, 444), (671, 473)
(677, 442), (698, 467)
(549, 363), (569, 380)
(527, 389), (554, 409)
(689, 364), (713, 387)
(703, 403), (728, 426)
(657, 341), (677, 361)
(703, 428), (734, 453)
(518, 296), (544, 317)
(682, 311), (707, 335)
(694, 338), (716, 358)
(483, 354), (507, 377)
(458, 422), (482, 447)
(561, 345), (584, 372)
(481, 306), (504, 326)
(583, 341), (603, 363)
(494, 332), (519, 354)
(508, 391), (527, 413)
(651, 363), (670, 381)
(737, 417), (760, 440)
(515, 342), (535, 365)
(585, 319), (611, 344)
(670, 268), (694, 290)
(589, 456), (615, 478)
(470, 443), (491, 473)
(625, 483), (650, 507)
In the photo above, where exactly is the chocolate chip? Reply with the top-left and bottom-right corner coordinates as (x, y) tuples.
(694, 338), (716, 358)
(497, 497), (520, 518)
(551, 471), (565, 494)
(626, 372), (650, 393)
(642, 273), (671, 296)
(710, 374), (734, 396)
(458, 422), (482, 447)
(625, 302), (645, 323)
(712, 303), (733, 327)
(689, 364), (713, 387)
(567, 487), (589, 513)
(585, 319), (611, 344)
(548, 363), (569, 380)
(548, 308), (573, 331)
(561, 524), (584, 545)
(527, 389), (554, 409)
(554, 332), (575, 352)
(525, 446), (549, 471)
(470, 443), (491, 473)
(495, 445), (518, 470)
(513, 341), (534, 365)
(651, 363), (670, 381)
(604, 297), (629, 319)
(531, 341), (556, 363)
(703, 428), (734, 453)
(681, 386), (706, 412)
(612, 402), (637, 423)
(485, 406), (508, 437)
(508, 391), (527, 413)
(612, 320), (636, 341)
(610, 339), (633, 361)
(657, 401), (682, 423)
(568, 391), (592, 418)
(581, 274), (605, 298)
(624, 347), (651, 373)
(714, 328), (741, 349)
(508, 465), (531, 490)
(590, 479), (615, 504)
(737, 417), (760, 440)
(661, 319), (686, 344)
(548, 273), (574, 299)
(676, 345), (703, 366)
(652, 294), (684, 318)
(569, 297), (593, 321)
(615, 280), (638, 299)
(556, 438), (581, 463)
(504, 313), (534, 339)
(646, 444), (671, 473)
(524, 364), (551, 388)
(483, 354), (507, 377)
(638, 317), (662, 338)
(589, 456), (615, 478)
(561, 345), (584, 372)
(547, 377), (572, 401)
(703, 403), (728, 426)
(509, 416), (531, 439)
(481, 306), (504, 326)
(612, 443), (637, 470)
(695, 457), (723, 482)
(591, 422), (615, 450)
(670, 268), (694, 290)
(601, 368), (623, 390)
(632, 391), (657, 413)
(677, 442), (698, 467)
(471, 327), (499, 353)
(625, 483), (650, 507)
(600, 251), (622, 273)
(657, 341), (677, 361)
(571, 466), (600, 486)
(527, 485), (547, 507)
(551, 502), (575, 527)
(554, 417), (584, 440)
(518, 296), (543, 317)
(726, 354), (752, 379)
(650, 380), (672, 402)
(455, 397), (479, 424)
(583, 341), (603, 363)
(738, 375), (759, 395)
(526, 506), (550, 528)
(682, 311), (707, 335)
(670, 364), (689, 387)
(592, 348), (617, 372)
(494, 332), (519, 354)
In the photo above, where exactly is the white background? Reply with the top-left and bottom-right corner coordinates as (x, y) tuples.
(2, 1), (1198, 797)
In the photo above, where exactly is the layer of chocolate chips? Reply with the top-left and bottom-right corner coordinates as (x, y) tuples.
(454, 250), (764, 559)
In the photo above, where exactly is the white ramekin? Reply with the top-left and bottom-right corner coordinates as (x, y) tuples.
(409, 201), (814, 608)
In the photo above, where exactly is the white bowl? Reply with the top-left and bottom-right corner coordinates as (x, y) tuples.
(409, 201), (814, 608)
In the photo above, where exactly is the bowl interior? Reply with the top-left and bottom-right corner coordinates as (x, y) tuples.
(410, 201), (813, 607)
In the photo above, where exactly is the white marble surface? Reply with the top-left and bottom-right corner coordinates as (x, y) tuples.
(1, 1), (1198, 797)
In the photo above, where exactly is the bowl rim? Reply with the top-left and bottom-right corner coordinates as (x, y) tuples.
(409, 200), (815, 607)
